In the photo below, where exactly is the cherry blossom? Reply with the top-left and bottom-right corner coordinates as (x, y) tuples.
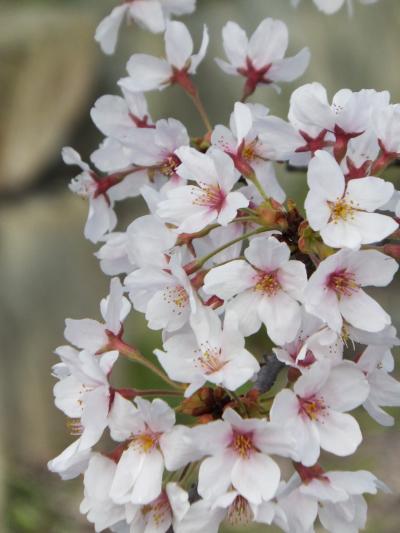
(270, 360), (369, 466)
(157, 147), (248, 233)
(304, 248), (398, 333)
(216, 18), (310, 98)
(95, 0), (196, 55)
(64, 277), (131, 353)
(155, 310), (260, 396)
(356, 344), (400, 426)
(203, 236), (307, 344)
(120, 21), (208, 93)
(194, 408), (297, 504)
(51, 3), (400, 532)
(305, 150), (397, 248)
(109, 397), (184, 505)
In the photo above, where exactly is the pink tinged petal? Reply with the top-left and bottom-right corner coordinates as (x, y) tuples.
(317, 410), (363, 457)
(219, 350), (260, 391)
(307, 151), (345, 201)
(198, 453), (236, 500)
(267, 48), (310, 83)
(215, 57), (239, 76)
(54, 376), (84, 418)
(217, 191), (249, 225)
(233, 102), (253, 144)
(269, 388), (298, 422)
(363, 398), (395, 427)
(306, 287), (343, 333)
(166, 482), (190, 522)
(305, 191), (333, 231)
(109, 447), (145, 504)
(257, 116), (304, 159)
(257, 291), (302, 345)
(231, 453), (281, 505)
(339, 289), (391, 332)
(327, 470), (382, 496)
(320, 219), (362, 249)
(226, 292), (263, 336)
(321, 362), (370, 412)
(253, 422), (297, 459)
(145, 288), (189, 332)
(210, 148), (240, 192)
(319, 496), (368, 533)
(300, 478), (348, 503)
(347, 211), (398, 245)
(90, 95), (131, 138)
(108, 170), (149, 201)
(294, 359), (331, 397)
(108, 393), (142, 442)
(95, 5), (128, 55)
(129, 0), (165, 33)
(175, 146), (219, 186)
(348, 250), (398, 287)
(177, 206), (217, 234)
(211, 124), (237, 153)
(80, 387), (109, 449)
(313, 0), (346, 14)
(277, 260), (307, 300)
(248, 18), (288, 67)
(192, 419), (233, 456)
(190, 25), (210, 74)
(203, 260), (255, 299)
(64, 318), (107, 352)
(103, 277), (127, 333)
(165, 21), (193, 69)
(136, 397), (175, 433)
(47, 438), (91, 480)
(346, 177), (394, 211)
(85, 197), (117, 244)
(130, 449), (164, 504)
(369, 370), (400, 406)
(220, 21), (248, 68)
(125, 54), (172, 92)
(245, 236), (290, 271)
(289, 82), (334, 130)
(161, 426), (202, 471)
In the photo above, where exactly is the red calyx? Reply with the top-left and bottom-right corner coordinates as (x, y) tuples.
(333, 125), (364, 163)
(294, 463), (329, 484)
(296, 129), (333, 155)
(238, 57), (272, 100)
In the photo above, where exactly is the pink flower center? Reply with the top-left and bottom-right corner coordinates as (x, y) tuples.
(230, 431), (256, 459)
(193, 183), (227, 211)
(298, 395), (326, 421)
(163, 286), (189, 314)
(160, 154), (181, 177)
(327, 269), (359, 297)
(254, 270), (281, 295)
(130, 430), (161, 453)
(142, 491), (171, 527)
(196, 344), (226, 374)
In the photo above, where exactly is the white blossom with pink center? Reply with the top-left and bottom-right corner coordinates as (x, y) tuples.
(203, 235), (307, 344)
(305, 248), (398, 333)
(157, 147), (249, 233)
(270, 360), (369, 466)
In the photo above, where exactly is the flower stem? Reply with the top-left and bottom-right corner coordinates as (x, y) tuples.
(109, 336), (182, 391)
(186, 226), (270, 273)
(187, 90), (213, 133)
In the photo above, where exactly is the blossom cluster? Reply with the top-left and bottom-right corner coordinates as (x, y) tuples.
(49, 1), (399, 532)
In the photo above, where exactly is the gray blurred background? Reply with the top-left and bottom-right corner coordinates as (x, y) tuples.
(0, 0), (399, 531)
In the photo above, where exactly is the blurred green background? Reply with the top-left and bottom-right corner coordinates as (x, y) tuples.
(0, 0), (399, 531)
